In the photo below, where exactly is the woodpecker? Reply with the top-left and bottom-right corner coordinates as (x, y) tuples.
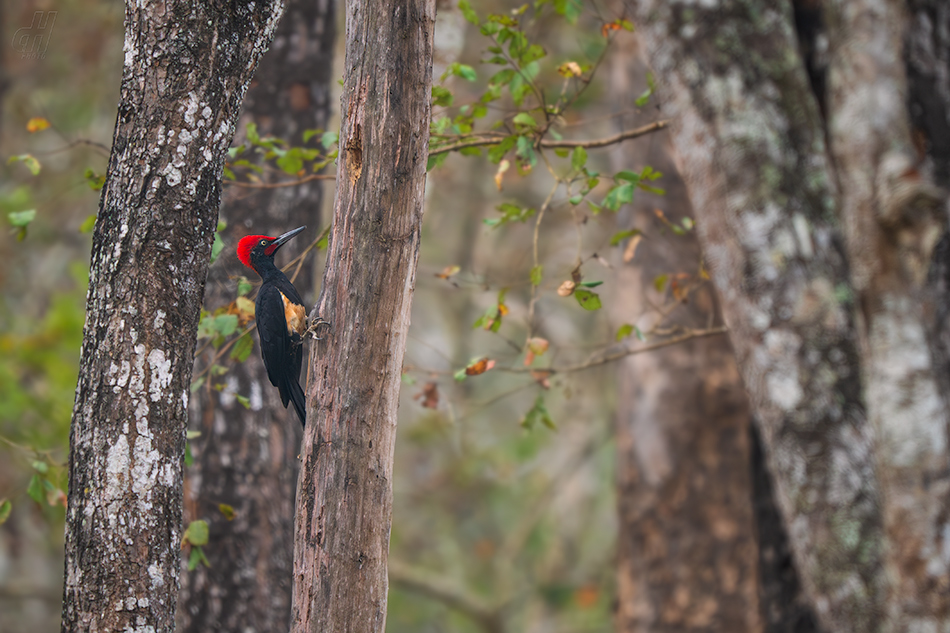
(236, 226), (308, 426)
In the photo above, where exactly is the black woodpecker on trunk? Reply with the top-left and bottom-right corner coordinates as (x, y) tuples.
(237, 226), (308, 426)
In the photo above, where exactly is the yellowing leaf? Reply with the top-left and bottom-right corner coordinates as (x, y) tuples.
(557, 61), (583, 78)
(494, 159), (510, 191)
(464, 358), (495, 376)
(623, 234), (642, 262)
(435, 265), (460, 279)
(26, 117), (50, 133)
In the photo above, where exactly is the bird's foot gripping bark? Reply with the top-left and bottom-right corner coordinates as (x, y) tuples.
(306, 317), (331, 340)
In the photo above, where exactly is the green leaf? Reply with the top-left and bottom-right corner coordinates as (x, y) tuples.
(80, 214), (97, 233)
(603, 182), (635, 211)
(235, 394), (250, 409)
(512, 112), (537, 128)
(27, 475), (43, 503)
(427, 151), (449, 171)
(520, 44), (546, 64)
(432, 86), (453, 107)
(230, 334), (254, 362)
(578, 280), (603, 288)
(209, 232), (225, 265)
(569, 194), (582, 205)
(521, 394), (556, 430)
(459, 0), (479, 24)
(638, 183), (666, 195)
(8, 209), (36, 227)
(654, 273), (669, 293)
(219, 504), (236, 521)
(530, 265), (543, 286)
(184, 519), (209, 546)
(453, 367), (468, 382)
(516, 136), (536, 167)
(616, 324), (634, 341)
(190, 376), (206, 392)
(32, 460), (48, 474)
(84, 168), (106, 191)
(184, 441), (193, 468)
(320, 131), (339, 149)
(237, 277), (253, 296)
(246, 122), (260, 144)
(553, 0), (582, 23)
(215, 314), (238, 337)
(187, 546), (210, 571)
(571, 146), (587, 172)
(574, 289), (602, 311)
(0, 500), (11, 525)
(186, 430), (202, 440)
(610, 228), (641, 246)
(450, 62), (477, 81)
(681, 217), (694, 230)
(488, 136), (517, 163)
(614, 170), (641, 184)
(303, 128), (321, 143)
(317, 229), (330, 250)
(8, 154), (41, 175)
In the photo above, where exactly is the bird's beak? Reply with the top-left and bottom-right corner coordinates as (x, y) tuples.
(270, 226), (306, 253)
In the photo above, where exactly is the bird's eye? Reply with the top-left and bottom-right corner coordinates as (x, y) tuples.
(260, 240), (267, 246)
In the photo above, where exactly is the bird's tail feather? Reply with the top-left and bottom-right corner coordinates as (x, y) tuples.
(288, 378), (306, 427)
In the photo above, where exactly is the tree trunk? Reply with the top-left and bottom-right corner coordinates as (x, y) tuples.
(607, 58), (761, 627)
(61, 3), (282, 632)
(178, 1), (335, 631)
(290, 0), (435, 631)
(629, 0), (950, 630)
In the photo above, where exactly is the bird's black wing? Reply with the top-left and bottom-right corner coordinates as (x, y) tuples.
(256, 285), (296, 399)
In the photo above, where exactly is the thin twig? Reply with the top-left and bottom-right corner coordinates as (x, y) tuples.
(428, 120), (669, 157)
(497, 326), (729, 375)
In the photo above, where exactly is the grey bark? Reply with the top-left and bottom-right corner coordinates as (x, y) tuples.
(628, 1), (890, 631)
(178, 1), (335, 631)
(631, 0), (950, 630)
(61, 2), (282, 632)
(290, 0), (435, 631)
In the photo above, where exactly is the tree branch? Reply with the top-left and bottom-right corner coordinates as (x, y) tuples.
(496, 326), (728, 375)
(427, 120), (670, 157)
(388, 560), (505, 633)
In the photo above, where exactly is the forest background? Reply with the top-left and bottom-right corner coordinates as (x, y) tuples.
(3, 0), (948, 632)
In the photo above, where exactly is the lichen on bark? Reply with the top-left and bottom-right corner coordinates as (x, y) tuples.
(62, 3), (283, 632)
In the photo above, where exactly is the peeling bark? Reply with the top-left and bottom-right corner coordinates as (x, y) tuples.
(290, 0), (435, 631)
(62, 3), (282, 632)
(628, 2), (891, 631)
(178, 1), (335, 631)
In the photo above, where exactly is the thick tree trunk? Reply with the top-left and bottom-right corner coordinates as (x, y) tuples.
(178, 1), (335, 631)
(630, 0), (950, 630)
(628, 2), (890, 631)
(61, 3), (282, 632)
(290, 0), (435, 631)
(823, 1), (950, 626)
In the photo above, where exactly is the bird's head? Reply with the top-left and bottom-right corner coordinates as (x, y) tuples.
(236, 226), (306, 272)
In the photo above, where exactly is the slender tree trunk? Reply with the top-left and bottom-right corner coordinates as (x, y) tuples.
(290, 0), (435, 631)
(178, 1), (335, 631)
(61, 3), (282, 631)
(630, 0), (950, 630)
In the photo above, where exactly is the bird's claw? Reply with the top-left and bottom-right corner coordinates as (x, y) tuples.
(308, 317), (331, 340)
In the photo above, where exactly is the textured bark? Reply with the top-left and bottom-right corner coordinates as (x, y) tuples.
(61, 3), (282, 632)
(178, 1), (335, 631)
(823, 0), (950, 627)
(290, 0), (435, 631)
(628, 2), (891, 631)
